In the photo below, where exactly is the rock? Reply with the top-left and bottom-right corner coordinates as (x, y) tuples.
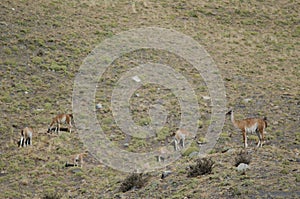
(189, 151), (198, 158)
(161, 170), (172, 179)
(96, 103), (102, 109)
(202, 96), (211, 100)
(236, 163), (250, 173)
(225, 148), (236, 154)
(132, 75), (141, 82)
(71, 168), (82, 173)
(123, 143), (129, 147)
(243, 98), (252, 103)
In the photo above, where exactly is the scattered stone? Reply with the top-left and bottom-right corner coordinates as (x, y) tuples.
(189, 151), (198, 158)
(123, 143), (129, 147)
(71, 168), (82, 174)
(243, 98), (252, 103)
(132, 75), (141, 83)
(96, 103), (102, 109)
(202, 96), (211, 100)
(221, 147), (231, 153)
(225, 148), (236, 154)
(161, 170), (172, 179)
(0, 170), (7, 177)
(0, 21), (8, 26)
(236, 163), (250, 173)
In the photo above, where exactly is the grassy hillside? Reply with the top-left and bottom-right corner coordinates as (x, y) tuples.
(0, 0), (299, 198)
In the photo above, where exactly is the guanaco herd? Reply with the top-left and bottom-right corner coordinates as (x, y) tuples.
(19, 109), (268, 165)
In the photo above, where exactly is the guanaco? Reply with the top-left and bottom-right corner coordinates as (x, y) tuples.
(19, 127), (33, 147)
(157, 146), (170, 162)
(47, 114), (73, 133)
(173, 129), (194, 151)
(66, 153), (88, 168)
(226, 109), (268, 148)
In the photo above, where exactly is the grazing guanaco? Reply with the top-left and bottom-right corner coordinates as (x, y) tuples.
(65, 153), (88, 168)
(173, 129), (194, 151)
(157, 146), (170, 162)
(47, 114), (73, 133)
(226, 109), (268, 148)
(19, 127), (33, 147)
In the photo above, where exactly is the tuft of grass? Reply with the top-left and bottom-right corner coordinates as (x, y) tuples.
(156, 126), (171, 141)
(119, 173), (145, 193)
(42, 191), (62, 199)
(295, 174), (300, 182)
(182, 146), (199, 157)
(49, 62), (67, 72)
(32, 56), (43, 65)
(234, 151), (252, 167)
(187, 158), (214, 177)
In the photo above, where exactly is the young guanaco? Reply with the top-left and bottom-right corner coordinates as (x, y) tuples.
(157, 146), (170, 162)
(65, 153), (88, 168)
(226, 109), (267, 148)
(19, 127), (33, 147)
(173, 129), (194, 151)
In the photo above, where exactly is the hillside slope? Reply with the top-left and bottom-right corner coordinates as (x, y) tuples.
(0, 0), (299, 198)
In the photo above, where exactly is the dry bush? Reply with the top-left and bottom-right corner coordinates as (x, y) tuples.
(119, 173), (145, 192)
(234, 150), (252, 167)
(187, 158), (214, 177)
(42, 192), (61, 199)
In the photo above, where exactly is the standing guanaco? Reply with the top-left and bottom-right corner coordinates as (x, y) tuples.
(226, 109), (267, 148)
(19, 127), (33, 147)
(173, 129), (194, 151)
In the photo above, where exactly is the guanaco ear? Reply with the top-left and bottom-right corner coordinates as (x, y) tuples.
(226, 108), (233, 115)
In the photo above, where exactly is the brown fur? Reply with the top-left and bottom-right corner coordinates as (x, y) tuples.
(227, 109), (267, 148)
(47, 114), (73, 133)
(19, 127), (33, 147)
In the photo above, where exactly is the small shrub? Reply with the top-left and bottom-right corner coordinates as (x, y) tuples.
(187, 158), (214, 177)
(234, 150), (252, 167)
(182, 146), (199, 157)
(119, 173), (145, 192)
(42, 192), (61, 199)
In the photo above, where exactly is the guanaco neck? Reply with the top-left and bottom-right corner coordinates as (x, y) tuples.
(230, 111), (239, 128)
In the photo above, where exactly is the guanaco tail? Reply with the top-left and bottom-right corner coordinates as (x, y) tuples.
(226, 109), (268, 148)
(19, 127), (33, 147)
(47, 113), (73, 133)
